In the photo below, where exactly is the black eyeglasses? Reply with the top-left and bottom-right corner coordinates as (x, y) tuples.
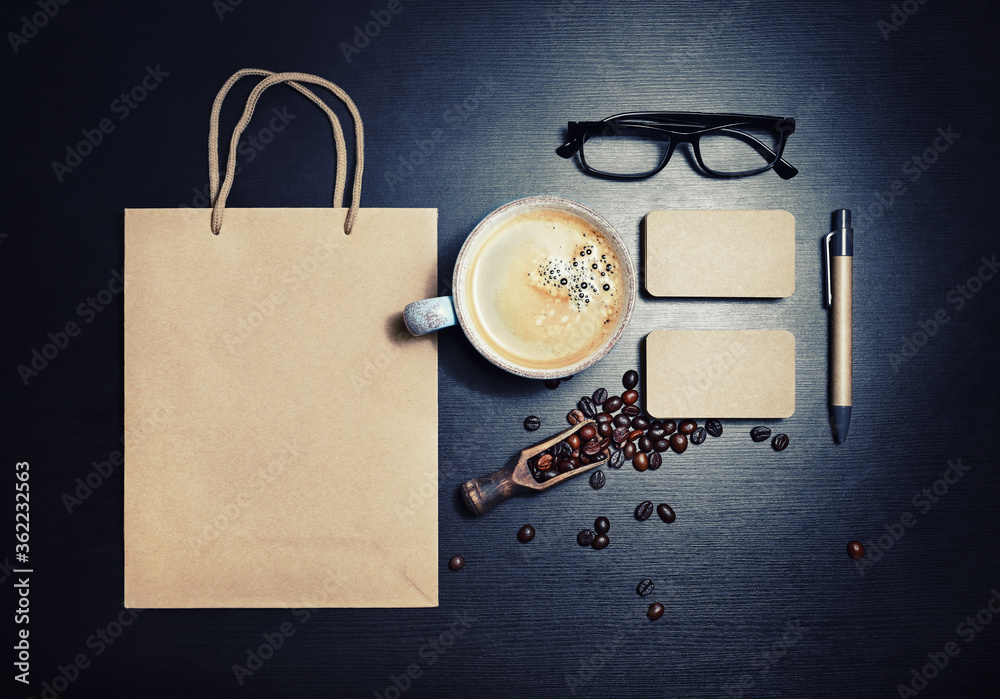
(557, 111), (798, 180)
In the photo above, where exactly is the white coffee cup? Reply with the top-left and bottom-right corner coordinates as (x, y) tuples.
(404, 195), (636, 379)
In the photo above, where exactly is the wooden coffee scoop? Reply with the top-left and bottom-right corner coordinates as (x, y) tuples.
(460, 419), (607, 516)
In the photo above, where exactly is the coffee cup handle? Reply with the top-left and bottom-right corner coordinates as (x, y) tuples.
(403, 296), (457, 336)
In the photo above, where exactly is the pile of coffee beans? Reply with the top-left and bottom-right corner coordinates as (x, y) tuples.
(578, 516), (611, 550)
(750, 426), (790, 451)
(527, 421), (612, 483)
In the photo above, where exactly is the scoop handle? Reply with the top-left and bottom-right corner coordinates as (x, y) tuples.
(460, 462), (531, 516)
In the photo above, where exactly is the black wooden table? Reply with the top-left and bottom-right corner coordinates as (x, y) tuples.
(3, 1), (999, 697)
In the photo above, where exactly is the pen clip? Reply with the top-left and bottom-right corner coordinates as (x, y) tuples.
(823, 231), (834, 307)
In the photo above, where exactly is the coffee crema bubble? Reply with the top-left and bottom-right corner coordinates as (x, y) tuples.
(465, 209), (625, 371)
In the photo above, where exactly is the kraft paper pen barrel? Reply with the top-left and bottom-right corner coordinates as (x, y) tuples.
(825, 209), (853, 443)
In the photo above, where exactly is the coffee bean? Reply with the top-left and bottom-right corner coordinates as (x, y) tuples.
(448, 555), (465, 571)
(654, 439), (670, 453)
(656, 503), (676, 523)
(592, 534), (610, 550)
(567, 409), (586, 425)
(579, 396), (597, 418)
(578, 424), (597, 441)
(556, 458), (573, 473)
(537, 453), (553, 469)
(524, 415), (541, 431)
(604, 396), (623, 413)
(590, 470), (606, 489)
(622, 390), (639, 405)
(598, 422), (613, 438)
(613, 426), (629, 444)
(517, 524), (535, 543)
(847, 540), (866, 559)
(662, 420), (677, 435)
(631, 416), (650, 430)
(772, 433), (790, 451)
(622, 370), (639, 390)
(636, 579), (655, 597)
(635, 501), (654, 521)
(690, 427), (706, 445)
(583, 439), (602, 456)
(670, 433), (688, 454)
(750, 426), (772, 442)
(577, 529), (596, 547)
(543, 468), (560, 480)
(647, 427), (666, 440)
(567, 434), (581, 450)
(647, 602), (664, 621)
(679, 419), (697, 435)
(609, 450), (625, 469)
(648, 451), (662, 470)
(633, 451), (649, 471)
(705, 419), (723, 437)
(544, 378), (560, 389)
(595, 411), (613, 424)
(594, 516), (610, 534)
(638, 436), (653, 453)
(597, 436), (611, 450)
(592, 387), (609, 405)
(628, 429), (644, 442)
(579, 452), (591, 465)
(622, 404), (641, 417)
(623, 442), (637, 459)
(554, 441), (572, 457)
(613, 414), (631, 428)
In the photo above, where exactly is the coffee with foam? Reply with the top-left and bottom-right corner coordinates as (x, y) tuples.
(464, 209), (626, 371)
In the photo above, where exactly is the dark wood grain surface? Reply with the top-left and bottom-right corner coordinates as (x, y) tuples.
(2, 1), (999, 697)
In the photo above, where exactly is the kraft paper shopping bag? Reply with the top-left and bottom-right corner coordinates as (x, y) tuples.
(124, 70), (438, 607)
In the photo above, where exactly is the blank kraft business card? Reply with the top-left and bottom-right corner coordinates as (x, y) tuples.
(644, 210), (795, 298)
(644, 330), (795, 418)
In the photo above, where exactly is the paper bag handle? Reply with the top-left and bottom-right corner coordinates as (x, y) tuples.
(208, 70), (365, 236)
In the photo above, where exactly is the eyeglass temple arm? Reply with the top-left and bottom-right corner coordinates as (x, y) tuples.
(720, 127), (798, 179)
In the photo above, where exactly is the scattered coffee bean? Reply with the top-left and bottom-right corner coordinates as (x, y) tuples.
(578, 424), (597, 441)
(638, 435), (653, 453)
(604, 396), (623, 413)
(448, 555), (465, 571)
(661, 420), (677, 435)
(656, 503), (676, 523)
(633, 451), (649, 471)
(544, 378), (560, 389)
(654, 439), (670, 453)
(623, 442), (637, 459)
(647, 602), (664, 621)
(670, 433), (688, 454)
(578, 529), (596, 547)
(609, 450), (625, 469)
(597, 436), (611, 450)
(537, 453), (553, 469)
(628, 429), (644, 442)
(631, 416), (650, 430)
(635, 501), (654, 521)
(679, 419), (697, 435)
(592, 534), (610, 550)
(649, 420), (663, 429)
(750, 426), (771, 442)
(647, 427), (666, 440)
(690, 427), (706, 445)
(595, 411), (613, 423)
(613, 414), (631, 428)
(590, 470), (606, 489)
(567, 434), (581, 450)
(705, 419), (723, 437)
(567, 409), (586, 425)
(523, 415), (541, 431)
(579, 396), (597, 418)
(636, 579), (655, 597)
(847, 540), (866, 560)
(592, 387), (609, 405)
(622, 370), (639, 390)
(613, 426), (629, 444)
(622, 404), (641, 417)
(594, 516), (610, 534)
(648, 451), (662, 470)
(622, 390), (639, 405)
(517, 524), (535, 543)
(598, 422), (613, 438)
(771, 434), (789, 451)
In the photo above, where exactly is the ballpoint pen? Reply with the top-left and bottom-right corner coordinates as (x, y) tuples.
(825, 210), (853, 443)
